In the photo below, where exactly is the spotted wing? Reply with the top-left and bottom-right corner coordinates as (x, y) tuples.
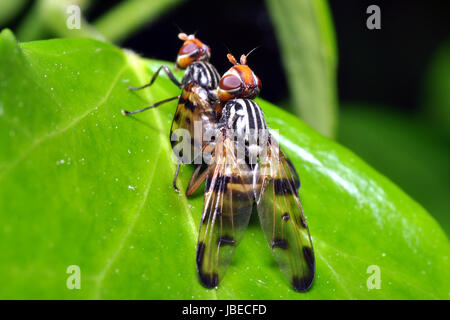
(196, 132), (254, 288)
(170, 84), (217, 164)
(255, 137), (315, 292)
(170, 87), (196, 160)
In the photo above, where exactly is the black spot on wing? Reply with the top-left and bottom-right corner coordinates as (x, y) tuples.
(292, 274), (314, 292)
(184, 99), (195, 111)
(196, 241), (205, 267)
(199, 272), (219, 289)
(292, 247), (315, 292)
(271, 238), (288, 250)
(205, 175), (230, 193)
(196, 241), (219, 289)
(282, 212), (290, 221)
(173, 111), (181, 122)
(303, 246), (315, 272)
(178, 96), (186, 104)
(274, 179), (297, 196)
(218, 236), (235, 247)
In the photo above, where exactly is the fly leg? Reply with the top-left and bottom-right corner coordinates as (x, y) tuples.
(184, 142), (215, 197)
(185, 164), (209, 197)
(128, 65), (182, 91)
(121, 95), (180, 115)
(172, 161), (182, 192)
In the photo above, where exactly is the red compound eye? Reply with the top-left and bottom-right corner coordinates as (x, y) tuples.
(204, 45), (211, 56)
(256, 75), (262, 90)
(220, 75), (241, 90)
(179, 42), (198, 56)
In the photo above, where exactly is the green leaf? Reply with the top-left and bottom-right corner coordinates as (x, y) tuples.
(265, 0), (338, 138)
(0, 30), (448, 299)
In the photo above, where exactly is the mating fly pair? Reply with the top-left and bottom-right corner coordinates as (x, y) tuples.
(122, 34), (315, 292)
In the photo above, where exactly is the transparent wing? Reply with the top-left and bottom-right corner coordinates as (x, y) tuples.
(196, 132), (254, 288)
(170, 84), (217, 164)
(256, 137), (315, 292)
(170, 88), (195, 153)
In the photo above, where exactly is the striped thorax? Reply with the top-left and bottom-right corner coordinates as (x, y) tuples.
(219, 98), (269, 164)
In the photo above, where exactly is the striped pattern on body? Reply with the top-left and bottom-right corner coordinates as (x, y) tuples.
(182, 61), (220, 91)
(220, 98), (267, 144)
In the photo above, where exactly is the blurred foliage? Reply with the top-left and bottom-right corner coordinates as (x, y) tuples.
(338, 105), (450, 236)
(0, 0), (28, 26)
(94, 0), (184, 43)
(421, 41), (450, 138)
(13, 0), (183, 43)
(1, 30), (449, 299)
(17, 0), (103, 41)
(266, 0), (338, 138)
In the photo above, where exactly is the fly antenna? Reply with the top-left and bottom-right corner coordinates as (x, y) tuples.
(174, 23), (189, 41)
(178, 32), (188, 41)
(223, 43), (232, 55)
(240, 46), (259, 64)
(174, 23), (185, 36)
(223, 44), (238, 65)
(246, 46), (259, 58)
(223, 43), (234, 59)
(227, 53), (238, 65)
